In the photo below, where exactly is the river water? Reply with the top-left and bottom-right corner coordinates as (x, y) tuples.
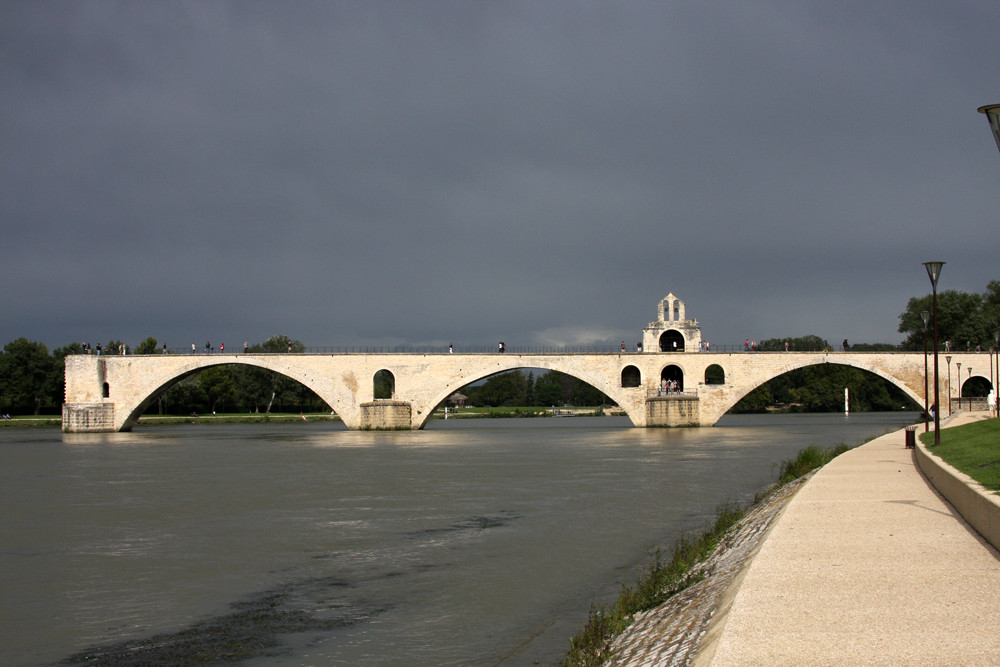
(0, 412), (915, 666)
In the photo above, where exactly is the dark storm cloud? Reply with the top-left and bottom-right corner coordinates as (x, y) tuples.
(2, 1), (999, 351)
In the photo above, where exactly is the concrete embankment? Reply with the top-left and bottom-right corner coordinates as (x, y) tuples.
(607, 413), (1000, 666)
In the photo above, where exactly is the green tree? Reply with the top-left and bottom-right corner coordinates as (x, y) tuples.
(758, 335), (828, 352)
(570, 381), (609, 406)
(0, 338), (58, 414)
(199, 366), (236, 413)
(524, 372), (535, 406)
(898, 287), (993, 351)
(534, 376), (563, 406)
(472, 370), (528, 407)
(161, 376), (209, 414)
(135, 337), (160, 355)
(248, 336), (307, 412)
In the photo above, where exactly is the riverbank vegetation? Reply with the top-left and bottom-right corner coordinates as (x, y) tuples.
(562, 443), (850, 666)
(921, 418), (1000, 492)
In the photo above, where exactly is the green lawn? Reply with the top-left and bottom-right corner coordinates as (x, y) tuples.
(0, 415), (61, 428)
(921, 418), (1000, 492)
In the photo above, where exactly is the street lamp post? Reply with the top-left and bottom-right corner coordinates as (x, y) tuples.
(995, 331), (1000, 417)
(968, 367), (973, 411)
(946, 355), (952, 417)
(992, 340), (996, 417)
(921, 310), (930, 432)
(975, 106), (999, 416)
(972, 106), (1000, 415)
(955, 362), (961, 413)
(925, 261), (944, 445)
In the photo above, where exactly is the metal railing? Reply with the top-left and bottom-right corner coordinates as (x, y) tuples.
(74, 345), (992, 357)
(647, 388), (698, 398)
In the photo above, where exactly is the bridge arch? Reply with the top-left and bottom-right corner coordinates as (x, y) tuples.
(111, 356), (346, 431)
(711, 358), (923, 421)
(411, 359), (645, 430)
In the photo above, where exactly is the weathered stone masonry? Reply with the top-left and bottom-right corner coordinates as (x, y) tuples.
(63, 293), (972, 432)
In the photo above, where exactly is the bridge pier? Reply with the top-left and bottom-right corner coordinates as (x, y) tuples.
(645, 395), (700, 427)
(62, 402), (115, 432)
(359, 400), (412, 430)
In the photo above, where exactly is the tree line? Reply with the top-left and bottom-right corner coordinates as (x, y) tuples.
(897, 280), (1000, 351)
(457, 370), (612, 408)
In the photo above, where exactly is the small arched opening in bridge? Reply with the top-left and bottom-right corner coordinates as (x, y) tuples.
(959, 375), (992, 409)
(659, 330), (685, 352)
(705, 364), (725, 385)
(374, 369), (395, 399)
(621, 365), (641, 388)
(102, 382), (110, 398)
(661, 365), (684, 391)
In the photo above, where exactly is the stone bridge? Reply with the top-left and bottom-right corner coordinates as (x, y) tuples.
(62, 349), (985, 432)
(62, 293), (992, 432)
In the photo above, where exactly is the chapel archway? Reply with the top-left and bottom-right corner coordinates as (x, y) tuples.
(659, 330), (685, 352)
(660, 365), (684, 391)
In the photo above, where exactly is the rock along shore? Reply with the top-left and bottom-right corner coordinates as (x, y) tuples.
(604, 473), (811, 666)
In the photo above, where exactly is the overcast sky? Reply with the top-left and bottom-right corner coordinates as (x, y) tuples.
(3, 1), (999, 352)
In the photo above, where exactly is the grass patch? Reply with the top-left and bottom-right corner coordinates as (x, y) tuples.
(920, 418), (1000, 492)
(137, 413), (342, 426)
(563, 442), (849, 666)
(0, 415), (61, 428)
(440, 406), (607, 419)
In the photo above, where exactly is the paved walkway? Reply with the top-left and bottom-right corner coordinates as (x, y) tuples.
(702, 412), (1000, 666)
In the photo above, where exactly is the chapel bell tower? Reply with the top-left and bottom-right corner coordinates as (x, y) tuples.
(642, 293), (702, 353)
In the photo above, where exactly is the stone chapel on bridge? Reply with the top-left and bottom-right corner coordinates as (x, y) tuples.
(641, 293), (703, 353)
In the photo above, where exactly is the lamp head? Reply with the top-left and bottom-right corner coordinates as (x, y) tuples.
(923, 261), (944, 290)
(978, 104), (1000, 155)
(920, 310), (930, 330)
